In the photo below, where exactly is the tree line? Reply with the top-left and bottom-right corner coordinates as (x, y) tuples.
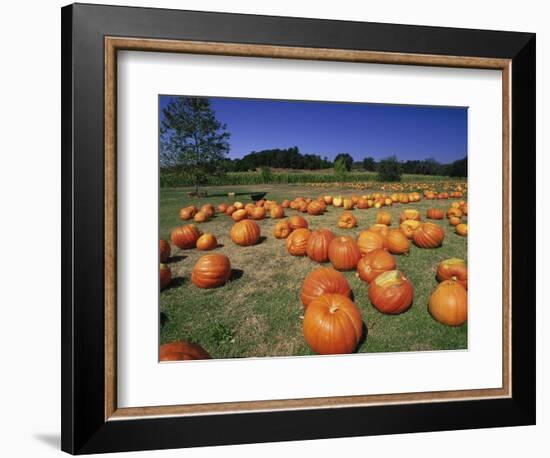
(160, 96), (467, 191)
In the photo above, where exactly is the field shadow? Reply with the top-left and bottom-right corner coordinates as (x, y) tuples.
(358, 322), (369, 348)
(167, 255), (186, 263)
(160, 311), (169, 328)
(230, 269), (244, 281)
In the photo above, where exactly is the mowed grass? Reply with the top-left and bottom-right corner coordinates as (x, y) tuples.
(160, 184), (468, 358)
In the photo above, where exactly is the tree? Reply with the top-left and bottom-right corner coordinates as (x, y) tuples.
(362, 157), (376, 171)
(448, 156), (467, 177)
(160, 97), (231, 193)
(334, 157), (348, 176)
(334, 153), (354, 172)
(377, 155), (402, 182)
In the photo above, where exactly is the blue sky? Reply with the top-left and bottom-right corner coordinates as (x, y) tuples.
(159, 95), (467, 163)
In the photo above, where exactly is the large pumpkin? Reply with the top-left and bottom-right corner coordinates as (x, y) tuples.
(160, 263), (171, 290)
(306, 229), (335, 263)
(428, 280), (468, 326)
(376, 211), (392, 226)
(300, 267), (352, 307)
(286, 228), (311, 256)
(307, 201), (325, 216)
(200, 204), (215, 218)
(303, 294), (363, 354)
(385, 229), (410, 255)
(436, 258), (468, 289)
(196, 233), (217, 251)
(400, 209), (421, 223)
(250, 206), (266, 220)
(160, 239), (171, 263)
(426, 208), (445, 220)
(412, 222), (445, 248)
(328, 236), (361, 271)
(191, 253), (231, 288)
(368, 270), (414, 314)
(231, 209), (248, 222)
(230, 220), (260, 246)
(369, 224), (390, 238)
(193, 211), (208, 223)
(357, 230), (385, 255)
(356, 249), (396, 284)
(288, 215), (308, 230)
(455, 223), (468, 236)
(170, 224), (200, 249)
(270, 205), (285, 219)
(399, 220), (421, 239)
(338, 211), (357, 229)
(160, 341), (212, 361)
(273, 220), (292, 239)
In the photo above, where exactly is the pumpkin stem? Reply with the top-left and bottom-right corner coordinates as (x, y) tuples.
(329, 305), (339, 313)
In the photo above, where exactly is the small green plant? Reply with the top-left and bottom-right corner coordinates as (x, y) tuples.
(211, 322), (234, 346)
(333, 157), (348, 176)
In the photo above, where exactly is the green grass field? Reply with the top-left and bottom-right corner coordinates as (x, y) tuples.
(160, 184), (467, 358)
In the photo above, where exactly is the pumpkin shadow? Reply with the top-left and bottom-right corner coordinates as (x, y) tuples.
(167, 255), (186, 264)
(256, 236), (267, 245)
(230, 269), (244, 282)
(166, 277), (187, 289)
(357, 322), (369, 349)
(216, 244), (225, 249)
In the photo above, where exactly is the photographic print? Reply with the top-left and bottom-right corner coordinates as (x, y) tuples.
(158, 95), (468, 360)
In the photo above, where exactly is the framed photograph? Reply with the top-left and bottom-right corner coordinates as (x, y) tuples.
(61, 3), (536, 454)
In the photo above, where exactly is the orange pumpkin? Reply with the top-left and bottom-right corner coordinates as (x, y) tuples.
(300, 267), (352, 307)
(356, 249), (396, 284)
(357, 230), (385, 255)
(225, 205), (236, 216)
(356, 197), (369, 209)
(231, 209), (248, 222)
(306, 229), (335, 263)
(217, 203), (228, 213)
(233, 201), (244, 210)
(332, 196), (343, 207)
(250, 206), (266, 220)
(426, 208), (445, 220)
(385, 229), (410, 255)
(288, 215), (308, 230)
(376, 211), (392, 226)
(286, 228), (311, 256)
(193, 211), (208, 223)
(307, 201), (325, 216)
(400, 209), (421, 223)
(399, 220), (421, 239)
(201, 204), (215, 218)
(270, 205), (285, 219)
(160, 239), (171, 263)
(196, 233), (217, 251)
(323, 195), (333, 205)
(413, 222), (445, 248)
(328, 236), (361, 271)
(191, 253), (231, 288)
(273, 220), (292, 239)
(281, 199), (290, 208)
(436, 258), (468, 289)
(179, 207), (194, 220)
(170, 224), (200, 249)
(338, 211), (357, 229)
(342, 198), (354, 210)
(428, 280), (468, 326)
(160, 263), (171, 290)
(455, 223), (468, 236)
(368, 270), (414, 314)
(160, 341), (212, 361)
(369, 224), (390, 238)
(244, 203), (256, 216)
(230, 220), (260, 246)
(303, 294), (363, 355)
(449, 216), (461, 226)
(446, 207), (463, 218)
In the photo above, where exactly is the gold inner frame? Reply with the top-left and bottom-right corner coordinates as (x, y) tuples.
(104, 37), (512, 421)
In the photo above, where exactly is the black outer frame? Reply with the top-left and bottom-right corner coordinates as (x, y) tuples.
(61, 3), (536, 454)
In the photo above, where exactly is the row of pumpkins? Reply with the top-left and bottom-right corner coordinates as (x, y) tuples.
(159, 197), (468, 359)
